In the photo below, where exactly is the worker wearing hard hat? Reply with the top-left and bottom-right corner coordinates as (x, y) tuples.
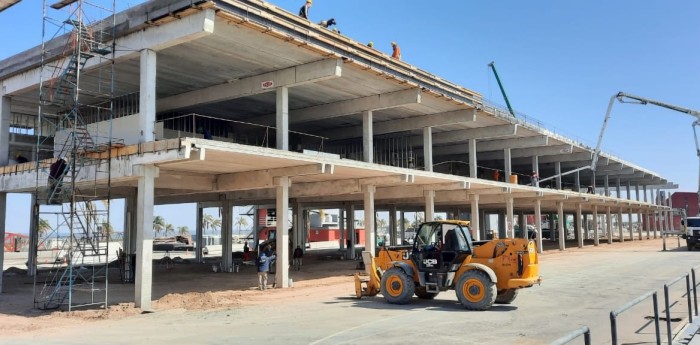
(299, 0), (312, 19)
(367, 42), (374, 48)
(391, 42), (401, 60)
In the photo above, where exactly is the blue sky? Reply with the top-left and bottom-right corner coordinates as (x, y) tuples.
(1, 1), (698, 233)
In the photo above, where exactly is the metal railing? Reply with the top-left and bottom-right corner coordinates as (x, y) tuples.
(550, 326), (591, 345)
(663, 273), (693, 344)
(609, 290), (661, 345)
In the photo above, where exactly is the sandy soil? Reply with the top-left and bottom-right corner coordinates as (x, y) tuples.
(0, 236), (679, 338)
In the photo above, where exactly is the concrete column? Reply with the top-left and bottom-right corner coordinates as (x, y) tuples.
(424, 190), (435, 221)
(135, 165), (158, 310)
(469, 139), (477, 178)
(555, 162), (562, 190)
(362, 110), (374, 163)
(292, 202), (302, 249)
(338, 208), (345, 250)
(575, 171), (581, 193)
(626, 182), (631, 200)
(221, 201), (233, 271)
(347, 204), (356, 260)
(195, 205), (204, 262)
(139, 49), (156, 143)
(532, 156), (539, 187)
(423, 127), (432, 172)
(604, 175), (610, 196)
(645, 211), (651, 239)
(635, 184), (640, 202)
(0, 192), (5, 292)
(506, 196), (514, 238)
(276, 87), (289, 150)
(557, 201), (565, 250)
(617, 208), (624, 242)
(389, 205), (398, 246)
(480, 209), (488, 239)
(643, 185), (648, 203)
(27, 195), (38, 277)
(363, 185), (376, 254)
(274, 176), (290, 288)
(504, 148), (512, 182)
(590, 174), (597, 195)
(668, 196), (674, 231)
(627, 209), (634, 241)
(518, 212), (525, 238)
(576, 204), (583, 248)
(637, 210), (643, 240)
(534, 199), (543, 253)
(592, 205), (599, 246)
(399, 211), (406, 244)
(653, 210), (658, 238)
(606, 207), (613, 244)
(615, 178), (621, 198)
(498, 211), (506, 239)
(470, 194), (480, 241)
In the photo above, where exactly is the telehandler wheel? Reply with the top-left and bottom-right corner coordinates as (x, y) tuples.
(495, 289), (518, 304)
(415, 287), (439, 300)
(456, 270), (496, 311)
(380, 267), (415, 305)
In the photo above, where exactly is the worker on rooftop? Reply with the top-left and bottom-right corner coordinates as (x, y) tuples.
(391, 42), (402, 60)
(367, 41), (374, 48)
(299, 0), (312, 20)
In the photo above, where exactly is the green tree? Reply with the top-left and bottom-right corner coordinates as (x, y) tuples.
(235, 216), (248, 235)
(177, 226), (190, 237)
(153, 215), (166, 237)
(38, 218), (52, 239)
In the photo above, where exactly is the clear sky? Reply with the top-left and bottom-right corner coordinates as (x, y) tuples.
(1, 0), (698, 233)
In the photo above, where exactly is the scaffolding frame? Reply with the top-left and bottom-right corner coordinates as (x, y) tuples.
(33, 0), (117, 311)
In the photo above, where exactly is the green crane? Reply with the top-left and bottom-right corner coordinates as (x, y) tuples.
(488, 61), (516, 117)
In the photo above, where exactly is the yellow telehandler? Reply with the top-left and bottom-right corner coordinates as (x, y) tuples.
(355, 220), (541, 310)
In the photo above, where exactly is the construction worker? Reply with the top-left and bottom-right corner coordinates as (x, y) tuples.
(15, 153), (28, 164)
(367, 41), (374, 48)
(319, 18), (336, 28)
(298, 0), (311, 20)
(391, 41), (401, 60)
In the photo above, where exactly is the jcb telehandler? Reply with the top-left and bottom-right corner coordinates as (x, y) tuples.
(355, 220), (541, 310)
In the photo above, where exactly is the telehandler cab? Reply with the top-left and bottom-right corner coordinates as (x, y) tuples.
(354, 220), (541, 310)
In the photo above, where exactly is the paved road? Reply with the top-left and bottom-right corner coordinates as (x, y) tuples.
(4, 239), (699, 345)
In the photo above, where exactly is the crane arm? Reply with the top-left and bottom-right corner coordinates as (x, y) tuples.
(616, 92), (700, 119)
(488, 62), (516, 117)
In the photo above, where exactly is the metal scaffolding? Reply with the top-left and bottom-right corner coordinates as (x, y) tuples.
(33, 0), (118, 311)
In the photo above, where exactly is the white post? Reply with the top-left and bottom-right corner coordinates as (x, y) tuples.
(276, 87), (289, 150)
(423, 127), (432, 172)
(364, 185), (376, 254)
(576, 203), (583, 248)
(532, 156), (539, 187)
(470, 194), (480, 241)
(506, 196), (515, 238)
(139, 49), (156, 143)
(534, 199), (543, 253)
(424, 190), (435, 221)
(135, 165), (158, 310)
(469, 139), (477, 178)
(362, 110), (373, 163)
(592, 205), (599, 246)
(275, 176), (290, 288)
(606, 207), (613, 244)
(557, 201), (565, 250)
(504, 148), (512, 183)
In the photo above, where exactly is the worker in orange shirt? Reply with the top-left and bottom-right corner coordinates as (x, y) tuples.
(391, 42), (401, 60)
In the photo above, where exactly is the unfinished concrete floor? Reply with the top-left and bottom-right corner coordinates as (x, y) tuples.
(0, 238), (696, 345)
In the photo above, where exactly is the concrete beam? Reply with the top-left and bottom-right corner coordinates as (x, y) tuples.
(430, 136), (548, 156)
(410, 124), (517, 146)
(514, 152), (592, 165)
(252, 88), (422, 126)
(216, 163), (332, 191)
(158, 59), (343, 113)
(326, 109), (477, 141)
(4, 8), (216, 95)
(478, 145), (574, 161)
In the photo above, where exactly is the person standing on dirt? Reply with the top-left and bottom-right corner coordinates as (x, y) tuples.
(256, 250), (275, 290)
(293, 245), (303, 271)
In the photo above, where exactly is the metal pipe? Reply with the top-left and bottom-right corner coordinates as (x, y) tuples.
(549, 326), (591, 345)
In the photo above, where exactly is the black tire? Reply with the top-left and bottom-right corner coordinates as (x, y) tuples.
(495, 289), (518, 304)
(455, 270), (497, 311)
(380, 267), (415, 305)
(415, 287), (439, 300)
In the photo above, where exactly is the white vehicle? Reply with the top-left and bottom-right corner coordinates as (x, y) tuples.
(682, 216), (700, 251)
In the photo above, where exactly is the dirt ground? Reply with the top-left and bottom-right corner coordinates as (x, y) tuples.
(0, 236), (686, 341)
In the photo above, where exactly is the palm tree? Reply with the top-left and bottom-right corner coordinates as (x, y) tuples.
(211, 218), (222, 233)
(165, 223), (175, 237)
(100, 221), (114, 240)
(235, 216), (248, 235)
(177, 226), (190, 237)
(153, 215), (166, 237)
(402, 218), (412, 231)
(38, 218), (52, 239)
(202, 214), (215, 234)
(434, 214), (444, 221)
(377, 218), (388, 232)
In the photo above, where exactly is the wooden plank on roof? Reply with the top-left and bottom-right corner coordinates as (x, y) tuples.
(50, 0), (78, 10)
